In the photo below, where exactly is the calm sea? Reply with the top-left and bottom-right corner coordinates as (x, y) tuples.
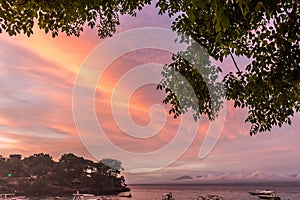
(122, 183), (300, 200)
(31, 183), (300, 200)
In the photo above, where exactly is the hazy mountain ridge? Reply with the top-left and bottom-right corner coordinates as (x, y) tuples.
(171, 171), (300, 183)
(173, 175), (193, 181)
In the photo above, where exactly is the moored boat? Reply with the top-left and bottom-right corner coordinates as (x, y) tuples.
(0, 193), (28, 200)
(118, 193), (132, 198)
(249, 189), (274, 195)
(72, 191), (103, 200)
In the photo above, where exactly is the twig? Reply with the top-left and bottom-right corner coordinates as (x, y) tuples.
(229, 51), (241, 73)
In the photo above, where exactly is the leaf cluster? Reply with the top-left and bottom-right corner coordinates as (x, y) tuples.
(0, 0), (150, 38)
(157, 43), (225, 121)
(156, 0), (300, 135)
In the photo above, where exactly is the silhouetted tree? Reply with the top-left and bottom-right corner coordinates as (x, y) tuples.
(23, 153), (54, 178)
(0, 153), (128, 195)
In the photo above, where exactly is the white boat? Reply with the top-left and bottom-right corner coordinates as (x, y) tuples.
(72, 191), (105, 200)
(0, 193), (28, 200)
(249, 189), (274, 195)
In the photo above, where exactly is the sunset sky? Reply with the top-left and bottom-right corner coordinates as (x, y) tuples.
(0, 4), (300, 184)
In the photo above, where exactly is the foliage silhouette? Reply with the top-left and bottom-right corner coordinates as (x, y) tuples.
(0, 153), (129, 195)
(0, 0), (299, 135)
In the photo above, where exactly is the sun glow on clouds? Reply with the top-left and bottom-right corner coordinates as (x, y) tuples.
(2, 26), (97, 75)
(0, 29), (91, 155)
(0, 134), (18, 145)
(94, 50), (180, 153)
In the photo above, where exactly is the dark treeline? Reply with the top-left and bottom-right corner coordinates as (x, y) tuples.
(0, 153), (130, 196)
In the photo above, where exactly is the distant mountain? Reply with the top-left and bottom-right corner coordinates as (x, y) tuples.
(173, 175), (193, 181)
(289, 174), (299, 178)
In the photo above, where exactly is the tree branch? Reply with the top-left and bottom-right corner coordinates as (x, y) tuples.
(229, 51), (241, 73)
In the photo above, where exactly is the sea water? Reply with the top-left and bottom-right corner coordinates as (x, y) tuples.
(30, 183), (300, 200)
(123, 183), (300, 200)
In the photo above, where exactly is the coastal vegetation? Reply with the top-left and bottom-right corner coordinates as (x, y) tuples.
(0, 153), (129, 196)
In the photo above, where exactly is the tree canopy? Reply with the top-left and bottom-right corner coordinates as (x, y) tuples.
(0, 0), (299, 135)
(0, 153), (128, 195)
